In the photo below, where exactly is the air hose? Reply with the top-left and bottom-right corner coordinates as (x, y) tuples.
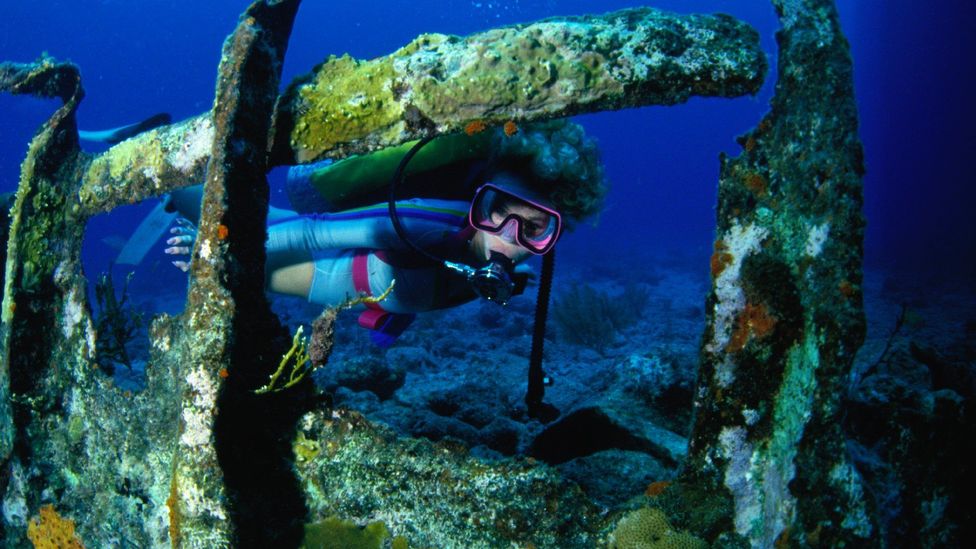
(388, 134), (442, 264)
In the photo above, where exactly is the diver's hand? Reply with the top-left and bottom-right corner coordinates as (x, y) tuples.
(164, 217), (196, 272)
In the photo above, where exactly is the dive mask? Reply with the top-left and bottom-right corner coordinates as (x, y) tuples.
(469, 183), (562, 255)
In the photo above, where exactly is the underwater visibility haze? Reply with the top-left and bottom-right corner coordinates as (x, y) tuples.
(0, 0), (973, 547)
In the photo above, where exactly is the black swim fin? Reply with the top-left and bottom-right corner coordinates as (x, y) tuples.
(78, 112), (172, 144)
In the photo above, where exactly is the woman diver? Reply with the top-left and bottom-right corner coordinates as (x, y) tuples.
(164, 119), (607, 346)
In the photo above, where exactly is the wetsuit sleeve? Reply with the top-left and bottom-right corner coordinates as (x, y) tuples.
(265, 199), (469, 254)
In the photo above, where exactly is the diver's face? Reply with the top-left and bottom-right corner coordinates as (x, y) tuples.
(467, 175), (561, 261)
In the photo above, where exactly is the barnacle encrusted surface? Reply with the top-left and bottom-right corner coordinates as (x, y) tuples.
(277, 7), (765, 163)
(295, 408), (605, 548)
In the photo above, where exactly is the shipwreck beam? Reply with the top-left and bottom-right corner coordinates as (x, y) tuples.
(657, 0), (874, 546)
(76, 7), (766, 216)
(78, 114), (213, 217)
(0, 56), (94, 546)
(0, 57), (87, 462)
(0, 1), (304, 546)
(158, 0), (304, 545)
(270, 8), (767, 164)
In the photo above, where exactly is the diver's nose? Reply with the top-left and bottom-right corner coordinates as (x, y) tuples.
(497, 218), (519, 242)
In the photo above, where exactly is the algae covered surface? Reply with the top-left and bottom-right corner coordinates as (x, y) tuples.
(278, 7), (766, 163)
(294, 408), (604, 548)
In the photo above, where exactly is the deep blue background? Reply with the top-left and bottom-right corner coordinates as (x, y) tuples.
(1, 1), (974, 300)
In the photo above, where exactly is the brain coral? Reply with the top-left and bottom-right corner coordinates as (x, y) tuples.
(609, 507), (707, 549)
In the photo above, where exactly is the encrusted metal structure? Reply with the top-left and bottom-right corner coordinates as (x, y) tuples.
(658, 0), (874, 546)
(0, 0), (873, 547)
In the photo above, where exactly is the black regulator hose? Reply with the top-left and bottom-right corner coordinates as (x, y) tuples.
(388, 134), (441, 264)
(526, 248), (559, 423)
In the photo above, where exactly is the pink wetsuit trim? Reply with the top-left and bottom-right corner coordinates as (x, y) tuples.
(353, 249), (388, 329)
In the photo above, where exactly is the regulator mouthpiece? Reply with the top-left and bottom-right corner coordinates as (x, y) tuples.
(444, 251), (516, 305)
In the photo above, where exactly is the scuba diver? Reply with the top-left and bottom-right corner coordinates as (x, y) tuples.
(162, 119), (606, 348)
(84, 117), (604, 420)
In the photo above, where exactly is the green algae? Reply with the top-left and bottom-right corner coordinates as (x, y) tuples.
(301, 516), (391, 549)
(78, 114), (213, 215)
(295, 408), (605, 548)
(288, 54), (403, 162)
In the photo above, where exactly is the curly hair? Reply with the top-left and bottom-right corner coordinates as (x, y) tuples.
(488, 118), (607, 226)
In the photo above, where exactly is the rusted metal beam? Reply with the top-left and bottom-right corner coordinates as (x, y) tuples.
(270, 8), (767, 164)
(0, 56), (88, 469)
(0, 1), (303, 546)
(75, 7), (766, 216)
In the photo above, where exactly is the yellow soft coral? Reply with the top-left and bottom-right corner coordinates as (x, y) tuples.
(256, 281), (396, 394)
(27, 505), (85, 549)
(609, 507), (707, 549)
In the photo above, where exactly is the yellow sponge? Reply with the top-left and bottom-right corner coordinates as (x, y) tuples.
(609, 507), (707, 549)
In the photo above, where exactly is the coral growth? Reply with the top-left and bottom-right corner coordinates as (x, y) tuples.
(300, 516), (390, 549)
(726, 302), (777, 353)
(645, 481), (672, 497)
(742, 135), (757, 153)
(620, 354), (675, 404)
(93, 271), (144, 375)
(710, 240), (733, 278)
(309, 308), (337, 368)
(553, 283), (617, 349)
(27, 505), (85, 549)
(838, 279), (856, 299)
(743, 172), (767, 196)
(167, 473), (181, 548)
(609, 507), (706, 549)
(258, 282), (394, 393)
(255, 325), (313, 394)
(464, 119), (487, 135)
(285, 53), (401, 161)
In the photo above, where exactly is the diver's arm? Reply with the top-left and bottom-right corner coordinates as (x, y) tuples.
(265, 199), (468, 254)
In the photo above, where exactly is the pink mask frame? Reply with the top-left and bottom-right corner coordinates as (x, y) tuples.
(468, 183), (562, 255)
